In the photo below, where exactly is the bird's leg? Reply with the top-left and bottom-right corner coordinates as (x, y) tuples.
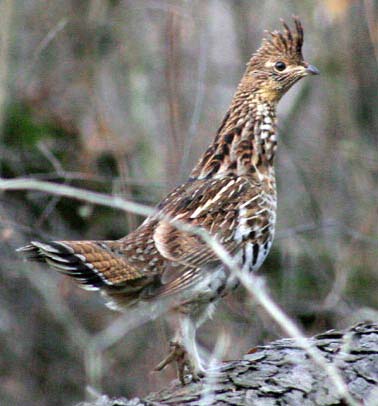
(154, 315), (205, 385)
(180, 316), (205, 381)
(154, 340), (188, 384)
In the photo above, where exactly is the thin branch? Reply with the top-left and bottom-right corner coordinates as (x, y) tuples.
(0, 0), (13, 134)
(199, 333), (230, 406)
(27, 18), (68, 82)
(363, 0), (378, 67)
(1, 177), (358, 405)
(35, 142), (69, 228)
(164, 10), (184, 186)
(22, 265), (90, 350)
(179, 12), (209, 178)
(0, 178), (155, 217)
(16, 171), (166, 188)
(85, 299), (177, 390)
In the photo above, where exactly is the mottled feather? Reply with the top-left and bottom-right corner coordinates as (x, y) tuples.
(17, 17), (319, 384)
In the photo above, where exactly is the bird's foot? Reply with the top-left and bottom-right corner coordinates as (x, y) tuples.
(154, 341), (204, 385)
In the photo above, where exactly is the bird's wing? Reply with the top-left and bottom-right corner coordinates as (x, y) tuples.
(150, 175), (263, 296)
(18, 175), (268, 300)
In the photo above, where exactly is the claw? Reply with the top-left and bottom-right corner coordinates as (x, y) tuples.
(154, 341), (185, 371)
(154, 341), (203, 385)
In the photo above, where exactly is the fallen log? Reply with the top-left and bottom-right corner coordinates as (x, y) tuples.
(77, 322), (378, 406)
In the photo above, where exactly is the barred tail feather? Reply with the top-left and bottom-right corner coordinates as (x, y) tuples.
(17, 241), (107, 290)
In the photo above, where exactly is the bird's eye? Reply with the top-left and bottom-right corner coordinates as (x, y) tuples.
(274, 61), (286, 72)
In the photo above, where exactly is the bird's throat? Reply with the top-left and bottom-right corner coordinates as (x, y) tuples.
(191, 95), (278, 180)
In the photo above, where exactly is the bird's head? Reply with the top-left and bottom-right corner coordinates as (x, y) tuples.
(240, 17), (319, 103)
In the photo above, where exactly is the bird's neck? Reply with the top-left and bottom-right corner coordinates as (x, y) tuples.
(190, 92), (278, 180)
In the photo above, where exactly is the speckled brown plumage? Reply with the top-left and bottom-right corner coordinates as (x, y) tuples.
(18, 17), (318, 384)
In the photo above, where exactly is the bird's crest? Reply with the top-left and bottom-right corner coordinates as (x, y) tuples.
(251, 17), (304, 65)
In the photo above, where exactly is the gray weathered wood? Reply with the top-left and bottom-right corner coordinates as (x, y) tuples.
(77, 322), (378, 406)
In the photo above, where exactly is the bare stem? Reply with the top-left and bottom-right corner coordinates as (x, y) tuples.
(1, 177), (358, 404)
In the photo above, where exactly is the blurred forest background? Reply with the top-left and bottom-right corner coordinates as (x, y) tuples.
(1, 0), (378, 405)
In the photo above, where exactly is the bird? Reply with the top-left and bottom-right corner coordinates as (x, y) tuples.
(18, 17), (319, 385)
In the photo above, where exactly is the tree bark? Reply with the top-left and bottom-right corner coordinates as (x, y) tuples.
(77, 322), (378, 406)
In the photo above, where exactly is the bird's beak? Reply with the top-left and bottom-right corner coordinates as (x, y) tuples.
(304, 64), (320, 75)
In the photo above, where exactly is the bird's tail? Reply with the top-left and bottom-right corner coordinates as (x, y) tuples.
(17, 240), (143, 291)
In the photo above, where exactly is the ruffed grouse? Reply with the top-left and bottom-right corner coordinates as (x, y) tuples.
(18, 18), (318, 384)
